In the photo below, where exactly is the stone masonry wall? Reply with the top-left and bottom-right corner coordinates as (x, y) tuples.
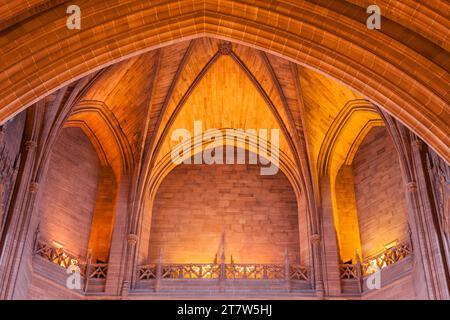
(352, 127), (409, 258)
(37, 127), (100, 259)
(149, 163), (301, 264)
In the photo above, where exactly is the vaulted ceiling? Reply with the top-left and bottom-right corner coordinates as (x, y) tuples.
(36, 37), (387, 197)
(1, 0), (448, 163)
(3, 1), (446, 208)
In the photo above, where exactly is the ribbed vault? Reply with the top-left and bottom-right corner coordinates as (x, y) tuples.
(152, 48), (296, 182)
(0, 0), (448, 162)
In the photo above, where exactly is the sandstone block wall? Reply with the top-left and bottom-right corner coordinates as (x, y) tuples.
(37, 127), (100, 259)
(149, 163), (300, 264)
(352, 127), (409, 258)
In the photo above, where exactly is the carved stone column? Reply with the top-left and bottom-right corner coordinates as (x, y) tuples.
(0, 135), (39, 299)
(380, 110), (450, 300)
(120, 233), (138, 299)
(318, 175), (341, 298)
(407, 140), (450, 299)
(104, 177), (131, 296)
(311, 234), (325, 298)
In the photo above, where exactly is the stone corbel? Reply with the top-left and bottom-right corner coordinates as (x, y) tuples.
(126, 234), (138, 246)
(29, 182), (39, 194)
(24, 141), (37, 152)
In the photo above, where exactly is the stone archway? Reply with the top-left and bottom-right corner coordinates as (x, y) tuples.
(0, 0), (448, 162)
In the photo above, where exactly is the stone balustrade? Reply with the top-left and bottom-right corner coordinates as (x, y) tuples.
(33, 238), (412, 294)
(137, 263), (308, 281)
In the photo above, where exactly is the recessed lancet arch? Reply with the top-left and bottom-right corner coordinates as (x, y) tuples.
(315, 100), (387, 263)
(147, 147), (304, 266)
(135, 46), (311, 271)
(59, 100), (134, 263)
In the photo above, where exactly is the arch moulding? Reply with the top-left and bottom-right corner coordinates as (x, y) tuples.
(0, 0), (448, 163)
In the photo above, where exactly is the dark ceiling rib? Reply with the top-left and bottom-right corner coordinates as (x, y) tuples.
(137, 48), (163, 164)
(289, 63), (321, 233)
(128, 47), (162, 233)
(258, 52), (324, 222)
(339, 0), (449, 51)
(229, 51), (301, 178)
(258, 51), (303, 157)
(39, 86), (69, 148)
(303, 0), (449, 70)
(148, 50), (222, 171)
(129, 40), (197, 234)
(147, 40), (197, 159)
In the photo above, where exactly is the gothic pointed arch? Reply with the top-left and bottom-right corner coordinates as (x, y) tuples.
(0, 1), (448, 162)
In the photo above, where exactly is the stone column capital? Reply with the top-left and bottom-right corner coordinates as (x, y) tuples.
(29, 182), (39, 193)
(126, 233), (138, 245)
(406, 181), (417, 192)
(25, 140), (37, 151)
(310, 234), (321, 244)
(411, 139), (423, 150)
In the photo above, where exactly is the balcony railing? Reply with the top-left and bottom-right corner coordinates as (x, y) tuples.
(33, 239), (108, 280)
(362, 242), (412, 275)
(34, 238), (410, 289)
(227, 264), (281, 279)
(339, 241), (412, 280)
(34, 240), (81, 269)
(137, 263), (308, 281)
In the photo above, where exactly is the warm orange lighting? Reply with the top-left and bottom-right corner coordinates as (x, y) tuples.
(52, 241), (64, 249)
(365, 240), (398, 274)
(384, 240), (398, 250)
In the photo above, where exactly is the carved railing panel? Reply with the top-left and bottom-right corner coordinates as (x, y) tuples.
(226, 264), (284, 279)
(161, 264), (221, 279)
(180, 264), (220, 279)
(339, 264), (359, 279)
(289, 265), (309, 281)
(138, 264), (157, 280)
(87, 263), (108, 279)
(161, 265), (183, 279)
